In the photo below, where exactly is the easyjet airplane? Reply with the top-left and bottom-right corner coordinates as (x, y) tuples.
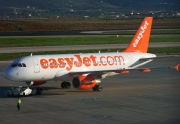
(3, 17), (179, 91)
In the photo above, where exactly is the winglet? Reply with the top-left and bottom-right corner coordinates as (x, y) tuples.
(175, 64), (180, 71)
(124, 17), (153, 53)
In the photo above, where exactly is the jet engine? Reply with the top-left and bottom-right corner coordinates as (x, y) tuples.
(26, 81), (46, 86)
(72, 75), (100, 90)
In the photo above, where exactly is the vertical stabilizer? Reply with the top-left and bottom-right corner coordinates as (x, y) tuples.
(124, 17), (153, 53)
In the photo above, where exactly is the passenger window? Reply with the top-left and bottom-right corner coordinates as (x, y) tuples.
(22, 63), (26, 67)
(18, 63), (22, 67)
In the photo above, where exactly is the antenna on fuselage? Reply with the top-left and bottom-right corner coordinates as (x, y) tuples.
(30, 53), (33, 56)
(99, 50), (101, 53)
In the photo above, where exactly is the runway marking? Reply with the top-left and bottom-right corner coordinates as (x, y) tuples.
(79, 97), (100, 101)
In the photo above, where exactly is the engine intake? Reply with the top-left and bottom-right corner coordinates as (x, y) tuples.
(72, 75), (98, 90)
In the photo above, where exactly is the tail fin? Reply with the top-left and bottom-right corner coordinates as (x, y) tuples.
(124, 17), (153, 53)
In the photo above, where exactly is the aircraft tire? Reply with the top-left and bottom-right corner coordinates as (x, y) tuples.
(65, 82), (71, 89)
(97, 85), (103, 91)
(92, 85), (97, 91)
(61, 81), (66, 89)
(92, 84), (103, 91)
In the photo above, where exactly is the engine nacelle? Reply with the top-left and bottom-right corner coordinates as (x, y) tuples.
(72, 75), (99, 90)
(26, 81), (46, 86)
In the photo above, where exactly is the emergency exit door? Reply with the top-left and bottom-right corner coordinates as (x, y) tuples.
(32, 58), (40, 73)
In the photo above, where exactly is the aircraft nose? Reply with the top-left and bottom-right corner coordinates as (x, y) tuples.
(3, 68), (16, 81)
(3, 68), (11, 80)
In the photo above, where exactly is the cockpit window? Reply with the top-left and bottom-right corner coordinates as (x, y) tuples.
(22, 63), (26, 67)
(18, 63), (22, 67)
(11, 63), (26, 67)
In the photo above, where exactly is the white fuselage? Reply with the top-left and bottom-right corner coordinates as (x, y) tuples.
(3, 52), (156, 82)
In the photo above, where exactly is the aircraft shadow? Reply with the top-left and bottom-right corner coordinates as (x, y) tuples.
(0, 86), (66, 98)
(0, 86), (95, 98)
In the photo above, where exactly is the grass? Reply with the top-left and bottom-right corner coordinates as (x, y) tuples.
(0, 35), (180, 47)
(0, 47), (180, 61)
(149, 36), (180, 42)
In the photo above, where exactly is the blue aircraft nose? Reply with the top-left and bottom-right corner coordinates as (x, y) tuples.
(3, 67), (17, 81)
(3, 68), (11, 80)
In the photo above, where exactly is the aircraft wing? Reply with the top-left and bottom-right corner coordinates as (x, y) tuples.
(69, 54), (180, 77)
(139, 55), (180, 60)
(69, 64), (180, 77)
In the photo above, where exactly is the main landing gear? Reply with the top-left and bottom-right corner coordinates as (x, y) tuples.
(61, 81), (71, 89)
(61, 82), (103, 91)
(92, 84), (103, 91)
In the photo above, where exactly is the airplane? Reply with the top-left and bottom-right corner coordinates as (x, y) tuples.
(3, 17), (180, 91)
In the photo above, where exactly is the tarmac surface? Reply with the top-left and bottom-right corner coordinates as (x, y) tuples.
(0, 29), (179, 36)
(0, 58), (180, 124)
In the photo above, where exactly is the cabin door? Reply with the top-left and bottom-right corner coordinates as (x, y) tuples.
(32, 58), (40, 73)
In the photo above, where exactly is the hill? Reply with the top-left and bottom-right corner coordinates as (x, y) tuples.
(0, 0), (180, 18)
